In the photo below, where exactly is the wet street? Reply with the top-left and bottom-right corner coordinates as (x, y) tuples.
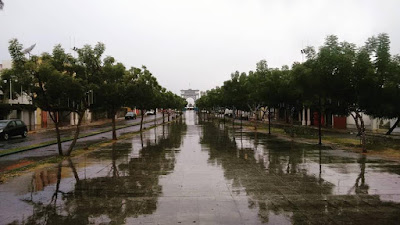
(1, 111), (400, 224)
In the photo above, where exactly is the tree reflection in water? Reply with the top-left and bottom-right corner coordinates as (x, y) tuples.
(200, 122), (400, 224)
(13, 121), (186, 225)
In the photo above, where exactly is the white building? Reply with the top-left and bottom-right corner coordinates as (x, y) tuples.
(0, 60), (36, 130)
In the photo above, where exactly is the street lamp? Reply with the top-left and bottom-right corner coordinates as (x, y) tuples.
(300, 49), (306, 63)
(3, 79), (11, 100)
(86, 90), (94, 105)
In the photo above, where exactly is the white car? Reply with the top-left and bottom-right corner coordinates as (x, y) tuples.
(145, 110), (155, 115)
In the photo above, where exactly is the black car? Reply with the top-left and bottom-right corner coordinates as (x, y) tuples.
(125, 112), (137, 120)
(0, 119), (28, 140)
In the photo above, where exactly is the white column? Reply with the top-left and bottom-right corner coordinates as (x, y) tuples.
(307, 108), (311, 126)
(302, 107), (306, 125)
(86, 109), (91, 123)
(70, 112), (75, 125)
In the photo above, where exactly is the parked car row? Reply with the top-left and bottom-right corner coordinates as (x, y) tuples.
(0, 119), (28, 140)
(125, 110), (157, 120)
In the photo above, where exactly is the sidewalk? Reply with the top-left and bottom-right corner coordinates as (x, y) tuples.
(222, 116), (400, 160)
(29, 116), (130, 134)
(231, 116), (400, 139)
(0, 114), (165, 157)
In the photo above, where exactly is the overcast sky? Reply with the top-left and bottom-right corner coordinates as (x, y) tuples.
(1, 0), (399, 95)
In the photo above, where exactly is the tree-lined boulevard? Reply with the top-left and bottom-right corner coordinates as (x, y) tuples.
(1, 39), (187, 156)
(1, 2), (400, 222)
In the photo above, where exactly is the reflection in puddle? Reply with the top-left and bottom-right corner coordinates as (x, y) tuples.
(0, 119), (186, 225)
(1, 112), (400, 224)
(200, 122), (400, 224)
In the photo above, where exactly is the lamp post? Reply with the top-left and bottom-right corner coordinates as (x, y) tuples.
(3, 79), (11, 100)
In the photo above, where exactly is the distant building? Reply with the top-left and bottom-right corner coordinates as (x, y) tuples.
(181, 89), (199, 109)
(0, 60), (36, 130)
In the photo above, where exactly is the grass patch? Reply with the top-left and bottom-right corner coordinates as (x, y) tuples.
(325, 137), (360, 146)
(365, 136), (400, 151)
(283, 126), (319, 138)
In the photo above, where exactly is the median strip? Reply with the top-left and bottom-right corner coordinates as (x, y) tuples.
(0, 117), (164, 157)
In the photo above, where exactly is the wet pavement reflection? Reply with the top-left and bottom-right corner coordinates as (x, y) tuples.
(1, 111), (400, 224)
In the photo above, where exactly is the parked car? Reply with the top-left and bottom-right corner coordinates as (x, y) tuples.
(145, 110), (155, 115)
(125, 111), (137, 120)
(0, 119), (28, 140)
(224, 109), (233, 117)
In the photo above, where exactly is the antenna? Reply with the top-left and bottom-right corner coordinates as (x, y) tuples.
(22, 44), (36, 57)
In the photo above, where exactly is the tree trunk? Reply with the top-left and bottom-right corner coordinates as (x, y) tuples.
(268, 108), (271, 135)
(350, 112), (362, 136)
(49, 111), (63, 156)
(318, 98), (322, 145)
(51, 162), (62, 204)
(54, 121), (63, 156)
(111, 111), (117, 140)
(261, 108), (267, 121)
(232, 108), (235, 128)
(140, 110), (145, 131)
(154, 109), (157, 126)
(290, 107), (294, 138)
(66, 111), (85, 156)
(284, 108), (288, 123)
(386, 118), (400, 135)
(162, 110), (165, 123)
(357, 112), (367, 153)
(68, 158), (80, 183)
(140, 133), (144, 148)
(240, 113), (242, 129)
(168, 111), (170, 122)
(162, 124), (165, 138)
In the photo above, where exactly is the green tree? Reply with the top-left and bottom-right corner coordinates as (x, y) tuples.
(91, 56), (126, 140)
(362, 34), (400, 135)
(34, 47), (84, 156)
(296, 36), (357, 146)
(7, 39), (83, 155)
(125, 66), (161, 131)
(64, 43), (105, 155)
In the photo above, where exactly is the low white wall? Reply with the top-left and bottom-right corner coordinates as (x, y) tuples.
(346, 113), (379, 130)
(390, 118), (400, 133)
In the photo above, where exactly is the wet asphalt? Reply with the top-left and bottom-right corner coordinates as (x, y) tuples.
(0, 111), (400, 224)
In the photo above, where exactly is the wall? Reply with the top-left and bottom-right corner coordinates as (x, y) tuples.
(346, 113), (380, 130)
(389, 118), (400, 133)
